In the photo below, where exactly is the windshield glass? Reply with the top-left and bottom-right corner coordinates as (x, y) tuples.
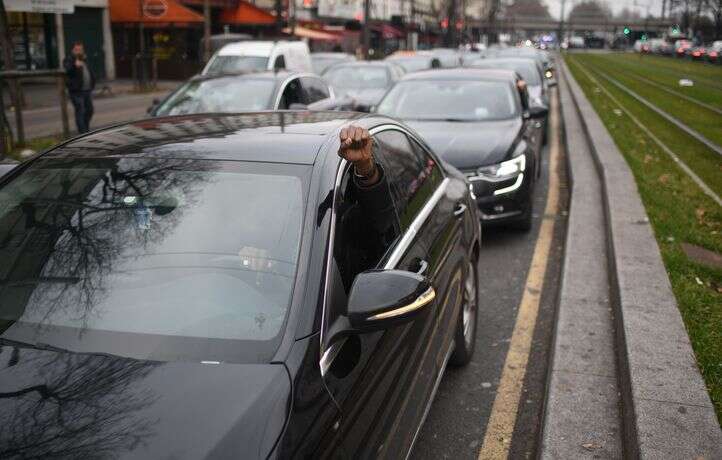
(204, 55), (269, 74)
(0, 158), (309, 364)
(323, 66), (389, 91)
(312, 56), (346, 74)
(473, 61), (541, 85)
(388, 57), (430, 72)
(155, 78), (276, 115)
(377, 80), (517, 121)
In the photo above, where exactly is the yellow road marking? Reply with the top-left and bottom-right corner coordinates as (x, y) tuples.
(477, 89), (561, 459)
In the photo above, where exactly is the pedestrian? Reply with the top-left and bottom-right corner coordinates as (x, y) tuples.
(63, 41), (95, 133)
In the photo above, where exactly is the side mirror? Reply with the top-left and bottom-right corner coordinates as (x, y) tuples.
(326, 270), (435, 344)
(529, 105), (549, 118)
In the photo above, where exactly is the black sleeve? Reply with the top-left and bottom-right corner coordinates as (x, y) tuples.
(352, 165), (397, 241)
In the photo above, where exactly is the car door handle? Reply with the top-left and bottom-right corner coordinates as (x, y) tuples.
(454, 203), (467, 218)
(416, 259), (429, 275)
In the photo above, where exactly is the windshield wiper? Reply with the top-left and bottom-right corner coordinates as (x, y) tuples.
(0, 337), (119, 359)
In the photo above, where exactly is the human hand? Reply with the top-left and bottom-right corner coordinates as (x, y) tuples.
(339, 125), (374, 176)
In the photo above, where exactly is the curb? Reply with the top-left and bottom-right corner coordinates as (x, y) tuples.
(560, 58), (722, 458)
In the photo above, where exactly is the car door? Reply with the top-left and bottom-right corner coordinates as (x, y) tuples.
(300, 76), (332, 104)
(315, 127), (449, 458)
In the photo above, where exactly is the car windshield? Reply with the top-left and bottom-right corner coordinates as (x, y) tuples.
(377, 79), (517, 121)
(204, 55), (269, 74)
(323, 66), (389, 90)
(155, 78), (276, 115)
(472, 60), (541, 85)
(388, 57), (430, 72)
(312, 56), (347, 74)
(0, 158), (309, 364)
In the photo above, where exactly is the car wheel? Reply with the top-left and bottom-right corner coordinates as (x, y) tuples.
(450, 259), (478, 367)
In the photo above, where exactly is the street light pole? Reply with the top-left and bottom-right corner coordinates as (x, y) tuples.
(363, 0), (371, 59)
(558, 0), (567, 47)
(204, 0), (211, 61)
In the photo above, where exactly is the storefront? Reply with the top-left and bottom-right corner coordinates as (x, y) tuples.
(4, 0), (115, 79)
(109, 0), (204, 80)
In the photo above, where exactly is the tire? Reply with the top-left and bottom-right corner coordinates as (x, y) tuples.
(450, 259), (478, 367)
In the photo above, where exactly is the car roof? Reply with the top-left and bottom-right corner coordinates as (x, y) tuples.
(217, 40), (305, 56)
(311, 52), (353, 58)
(190, 70), (301, 82)
(326, 61), (395, 69)
(401, 68), (517, 81)
(41, 112), (369, 164)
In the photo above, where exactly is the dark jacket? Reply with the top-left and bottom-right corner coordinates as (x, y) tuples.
(63, 56), (95, 93)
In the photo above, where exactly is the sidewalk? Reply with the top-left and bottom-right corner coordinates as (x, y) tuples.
(3, 78), (179, 112)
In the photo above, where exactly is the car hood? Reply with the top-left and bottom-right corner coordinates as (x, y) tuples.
(0, 345), (290, 459)
(335, 88), (387, 106)
(404, 118), (523, 169)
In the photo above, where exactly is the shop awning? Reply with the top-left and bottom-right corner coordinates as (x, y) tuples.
(283, 26), (341, 41)
(110, 0), (204, 25)
(180, 0), (238, 7)
(372, 24), (404, 39)
(220, 1), (275, 25)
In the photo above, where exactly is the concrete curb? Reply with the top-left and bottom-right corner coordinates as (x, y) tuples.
(560, 58), (722, 458)
(539, 62), (623, 459)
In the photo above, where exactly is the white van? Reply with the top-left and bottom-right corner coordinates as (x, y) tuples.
(202, 41), (312, 75)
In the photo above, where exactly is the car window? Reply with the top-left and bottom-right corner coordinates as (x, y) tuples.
(377, 80), (518, 121)
(204, 55), (269, 74)
(274, 55), (286, 70)
(301, 77), (330, 103)
(278, 78), (303, 109)
(0, 158), (311, 364)
(154, 77), (276, 115)
(374, 129), (443, 229)
(325, 165), (401, 323)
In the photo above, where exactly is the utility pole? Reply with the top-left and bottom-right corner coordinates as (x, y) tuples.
(558, 0), (567, 47)
(363, 0), (371, 59)
(204, 0), (211, 61)
(0, 0), (23, 151)
(275, 0), (283, 36)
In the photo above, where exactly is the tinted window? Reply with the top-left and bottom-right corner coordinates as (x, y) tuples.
(377, 80), (518, 121)
(0, 158), (310, 364)
(278, 78), (303, 109)
(301, 77), (330, 103)
(327, 166), (400, 320)
(155, 78), (275, 115)
(205, 55), (269, 74)
(374, 130), (443, 228)
(274, 55), (286, 70)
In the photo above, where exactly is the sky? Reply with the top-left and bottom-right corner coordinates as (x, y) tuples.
(542, 0), (665, 20)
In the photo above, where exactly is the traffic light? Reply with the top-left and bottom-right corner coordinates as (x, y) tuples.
(623, 27), (630, 35)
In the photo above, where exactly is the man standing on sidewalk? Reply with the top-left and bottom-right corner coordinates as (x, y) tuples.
(63, 41), (95, 133)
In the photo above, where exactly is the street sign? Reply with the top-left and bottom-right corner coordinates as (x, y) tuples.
(5, 0), (75, 14)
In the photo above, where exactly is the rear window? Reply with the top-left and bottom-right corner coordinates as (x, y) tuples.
(205, 55), (269, 74)
(155, 78), (276, 115)
(0, 158), (310, 364)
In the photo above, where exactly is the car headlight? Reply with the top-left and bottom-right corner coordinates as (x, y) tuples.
(477, 154), (526, 179)
(545, 70), (553, 79)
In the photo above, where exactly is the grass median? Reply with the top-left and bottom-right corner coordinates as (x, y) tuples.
(565, 53), (722, 423)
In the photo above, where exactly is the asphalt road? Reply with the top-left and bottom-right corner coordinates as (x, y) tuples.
(7, 90), (171, 141)
(412, 91), (568, 459)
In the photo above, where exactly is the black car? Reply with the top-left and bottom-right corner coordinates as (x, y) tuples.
(147, 71), (333, 116)
(310, 52), (357, 74)
(0, 111), (481, 459)
(376, 68), (545, 230)
(469, 57), (550, 144)
(322, 61), (406, 111)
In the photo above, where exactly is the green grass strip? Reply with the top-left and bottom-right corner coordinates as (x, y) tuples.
(566, 53), (722, 424)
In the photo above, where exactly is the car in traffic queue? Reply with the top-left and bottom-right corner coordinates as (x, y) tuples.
(469, 57), (551, 145)
(322, 61), (406, 111)
(310, 51), (357, 74)
(0, 111), (481, 459)
(385, 51), (442, 72)
(147, 71), (333, 116)
(202, 40), (313, 74)
(375, 68), (546, 230)
(492, 46), (556, 85)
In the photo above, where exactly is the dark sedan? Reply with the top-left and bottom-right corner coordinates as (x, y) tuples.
(322, 61), (406, 110)
(376, 68), (545, 230)
(147, 71), (333, 116)
(0, 111), (480, 459)
(469, 57), (550, 144)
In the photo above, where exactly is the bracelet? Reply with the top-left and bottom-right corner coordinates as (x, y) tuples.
(354, 162), (377, 180)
